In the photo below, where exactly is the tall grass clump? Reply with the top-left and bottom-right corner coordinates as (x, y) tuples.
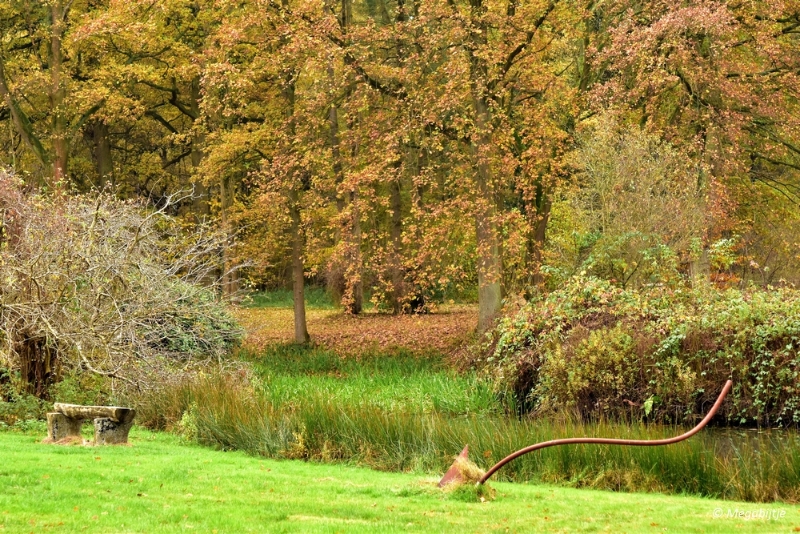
(129, 345), (800, 503)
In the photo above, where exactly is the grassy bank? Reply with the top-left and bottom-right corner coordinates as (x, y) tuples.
(1, 429), (796, 533)
(131, 346), (800, 503)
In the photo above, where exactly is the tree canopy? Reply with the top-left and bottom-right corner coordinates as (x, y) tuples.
(1, 0), (798, 339)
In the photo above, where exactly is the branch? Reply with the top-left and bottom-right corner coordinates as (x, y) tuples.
(136, 79), (176, 93)
(137, 79), (198, 119)
(169, 91), (198, 120)
(423, 120), (471, 143)
(673, 68), (710, 108)
(162, 149), (193, 169)
(753, 153), (800, 173)
(0, 56), (49, 166)
(491, 1), (558, 89)
(70, 99), (105, 136)
(145, 110), (179, 134)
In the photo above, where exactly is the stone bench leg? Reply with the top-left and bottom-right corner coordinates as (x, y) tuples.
(93, 417), (133, 445)
(46, 413), (83, 442)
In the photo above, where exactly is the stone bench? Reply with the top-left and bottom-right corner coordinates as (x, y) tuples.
(46, 403), (136, 445)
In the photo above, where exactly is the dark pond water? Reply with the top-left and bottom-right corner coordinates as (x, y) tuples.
(705, 427), (800, 457)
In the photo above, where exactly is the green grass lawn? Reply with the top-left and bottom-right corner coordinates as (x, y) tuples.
(1, 429), (797, 533)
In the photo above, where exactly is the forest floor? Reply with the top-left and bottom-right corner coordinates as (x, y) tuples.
(2, 429), (797, 534)
(232, 303), (477, 355)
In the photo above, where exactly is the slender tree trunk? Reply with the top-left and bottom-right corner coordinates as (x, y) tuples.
(50, 1), (68, 188)
(219, 176), (239, 300)
(326, 68), (348, 306)
(189, 76), (210, 220)
(91, 121), (113, 184)
(386, 4), (410, 314)
(289, 183), (310, 343)
(348, 189), (363, 314)
(284, 76), (310, 343)
(389, 175), (404, 313)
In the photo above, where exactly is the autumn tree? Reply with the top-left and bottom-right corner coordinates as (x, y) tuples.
(200, 0), (347, 342)
(74, 0), (221, 208)
(0, 1), (104, 188)
(387, 0), (583, 329)
(598, 0), (800, 280)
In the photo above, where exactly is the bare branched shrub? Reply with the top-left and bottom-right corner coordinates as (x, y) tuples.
(564, 118), (707, 287)
(0, 171), (242, 397)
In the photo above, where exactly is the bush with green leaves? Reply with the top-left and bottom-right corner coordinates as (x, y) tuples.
(482, 275), (800, 426)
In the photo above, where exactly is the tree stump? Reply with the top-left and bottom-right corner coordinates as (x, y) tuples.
(93, 417), (134, 445)
(46, 412), (83, 442)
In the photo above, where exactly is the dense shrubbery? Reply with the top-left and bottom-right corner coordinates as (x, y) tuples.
(0, 172), (243, 402)
(482, 276), (800, 426)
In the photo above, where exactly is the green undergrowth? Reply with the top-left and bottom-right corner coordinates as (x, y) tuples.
(250, 345), (499, 416)
(0, 429), (796, 533)
(241, 285), (478, 311)
(484, 276), (800, 425)
(242, 287), (338, 310)
(127, 345), (800, 503)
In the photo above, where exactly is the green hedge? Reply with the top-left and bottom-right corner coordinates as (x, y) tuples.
(483, 276), (800, 426)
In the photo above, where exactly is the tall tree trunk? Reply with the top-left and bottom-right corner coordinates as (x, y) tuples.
(190, 76), (210, 220)
(472, 100), (502, 332)
(326, 76), (347, 305)
(347, 189), (363, 314)
(91, 121), (113, 184)
(50, 1), (68, 188)
(469, 4), (503, 332)
(389, 174), (404, 313)
(325, 42), (362, 314)
(289, 183), (310, 343)
(284, 74), (310, 343)
(219, 175), (239, 300)
(528, 191), (552, 289)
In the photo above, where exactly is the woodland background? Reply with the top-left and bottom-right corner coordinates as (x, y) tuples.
(2, 5), (800, 502)
(0, 0), (799, 342)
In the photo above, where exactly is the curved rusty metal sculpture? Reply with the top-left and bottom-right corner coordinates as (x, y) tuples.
(473, 380), (732, 486)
